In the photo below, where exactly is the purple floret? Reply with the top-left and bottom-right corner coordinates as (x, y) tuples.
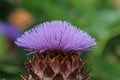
(0, 22), (21, 41)
(15, 20), (96, 52)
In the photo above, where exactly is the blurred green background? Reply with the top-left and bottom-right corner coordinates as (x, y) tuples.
(0, 0), (120, 80)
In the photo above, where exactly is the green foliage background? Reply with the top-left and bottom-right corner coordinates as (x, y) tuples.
(0, 0), (120, 80)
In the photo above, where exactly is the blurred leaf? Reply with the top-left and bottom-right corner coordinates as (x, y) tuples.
(0, 64), (18, 74)
(89, 53), (120, 80)
(86, 10), (120, 56)
(0, 35), (7, 59)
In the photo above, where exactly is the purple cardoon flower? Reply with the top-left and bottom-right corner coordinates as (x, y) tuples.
(15, 20), (96, 52)
(0, 22), (21, 41)
(16, 20), (96, 80)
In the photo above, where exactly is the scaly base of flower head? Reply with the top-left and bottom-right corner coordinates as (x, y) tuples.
(20, 51), (91, 80)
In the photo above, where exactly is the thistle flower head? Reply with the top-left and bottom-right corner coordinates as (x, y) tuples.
(15, 20), (96, 53)
(16, 20), (96, 80)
